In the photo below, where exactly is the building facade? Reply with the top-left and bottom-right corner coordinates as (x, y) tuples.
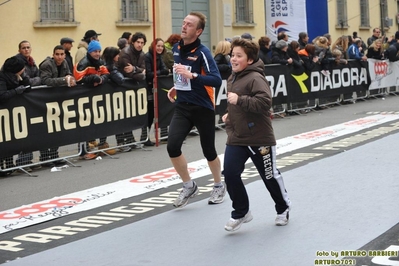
(0, 0), (398, 66)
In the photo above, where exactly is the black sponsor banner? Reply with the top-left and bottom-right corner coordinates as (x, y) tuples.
(264, 64), (289, 105)
(0, 81), (147, 157)
(264, 60), (370, 104)
(215, 71), (230, 116)
(157, 76), (175, 128)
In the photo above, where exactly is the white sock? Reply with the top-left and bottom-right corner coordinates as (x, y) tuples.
(183, 180), (194, 188)
(214, 182), (223, 187)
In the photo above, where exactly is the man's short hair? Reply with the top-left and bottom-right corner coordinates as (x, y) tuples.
(18, 40), (30, 49)
(298, 32), (308, 40)
(277, 32), (287, 40)
(189, 11), (206, 30)
(131, 32), (147, 44)
(53, 45), (65, 54)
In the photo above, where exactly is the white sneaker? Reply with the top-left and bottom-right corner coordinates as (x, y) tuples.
(275, 208), (289, 226)
(173, 182), (199, 208)
(224, 211), (253, 232)
(208, 184), (226, 204)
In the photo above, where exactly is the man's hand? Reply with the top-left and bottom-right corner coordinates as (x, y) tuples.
(124, 63), (134, 73)
(167, 87), (177, 103)
(173, 63), (192, 79)
(66, 75), (77, 87)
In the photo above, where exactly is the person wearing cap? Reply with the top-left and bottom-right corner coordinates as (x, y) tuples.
(271, 40), (293, 65)
(60, 37), (74, 73)
(0, 56), (30, 175)
(75, 30), (101, 64)
(15, 40), (41, 87)
(74, 40), (109, 86)
(74, 40), (115, 159)
(0, 56), (29, 102)
(241, 32), (254, 41)
(117, 38), (128, 50)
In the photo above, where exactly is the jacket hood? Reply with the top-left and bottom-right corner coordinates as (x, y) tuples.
(234, 59), (264, 77)
(77, 41), (88, 49)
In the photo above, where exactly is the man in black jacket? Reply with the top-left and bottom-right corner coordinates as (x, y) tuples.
(385, 31), (399, 62)
(0, 56), (31, 174)
(60, 37), (74, 73)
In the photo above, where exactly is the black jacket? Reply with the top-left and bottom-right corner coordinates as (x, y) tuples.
(385, 43), (399, 62)
(0, 71), (30, 103)
(271, 47), (290, 65)
(15, 53), (41, 86)
(214, 53), (231, 75)
(105, 63), (125, 86)
(258, 47), (272, 65)
(145, 50), (169, 94)
(65, 50), (74, 74)
(366, 47), (383, 60)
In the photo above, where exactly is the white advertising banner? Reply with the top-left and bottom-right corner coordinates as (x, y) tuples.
(368, 59), (399, 90)
(265, 0), (307, 42)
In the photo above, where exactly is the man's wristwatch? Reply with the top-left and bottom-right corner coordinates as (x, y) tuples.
(192, 72), (198, 79)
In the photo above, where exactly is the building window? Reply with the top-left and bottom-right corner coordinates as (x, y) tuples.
(39, 0), (74, 22)
(336, 0), (348, 27)
(121, 0), (148, 22)
(360, 0), (370, 27)
(235, 0), (254, 24)
(381, 0), (390, 27)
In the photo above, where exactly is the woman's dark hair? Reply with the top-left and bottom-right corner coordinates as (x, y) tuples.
(258, 36), (271, 47)
(148, 38), (165, 54)
(304, 44), (316, 56)
(121, 32), (132, 40)
(289, 41), (300, 50)
(102, 47), (120, 65)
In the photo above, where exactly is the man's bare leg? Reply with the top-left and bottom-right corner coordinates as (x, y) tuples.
(207, 156), (225, 204)
(171, 154), (200, 208)
(170, 154), (191, 182)
(208, 156), (221, 183)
